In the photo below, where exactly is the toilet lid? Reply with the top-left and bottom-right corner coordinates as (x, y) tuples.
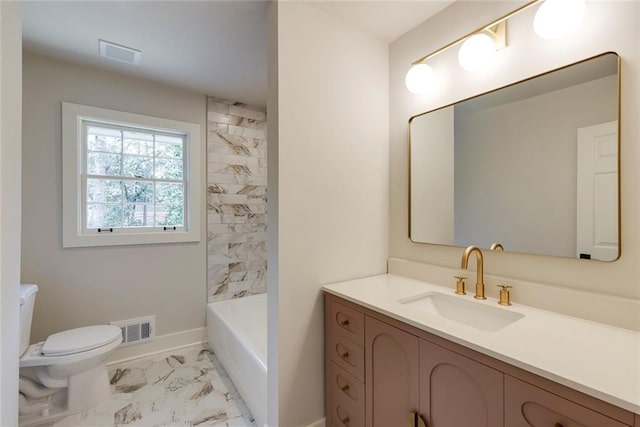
(42, 325), (122, 356)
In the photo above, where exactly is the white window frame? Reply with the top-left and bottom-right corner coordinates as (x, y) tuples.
(62, 102), (201, 247)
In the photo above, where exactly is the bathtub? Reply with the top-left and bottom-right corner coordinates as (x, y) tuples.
(206, 293), (267, 427)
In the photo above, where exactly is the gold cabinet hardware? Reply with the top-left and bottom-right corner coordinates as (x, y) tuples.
(407, 411), (428, 427)
(340, 319), (350, 326)
(339, 416), (350, 426)
(340, 384), (350, 392)
(453, 275), (467, 295)
(497, 284), (513, 306)
(407, 411), (416, 427)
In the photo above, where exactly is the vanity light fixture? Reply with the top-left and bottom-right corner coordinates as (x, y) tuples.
(405, 63), (436, 95)
(457, 23), (506, 72)
(405, 0), (587, 94)
(533, 0), (586, 39)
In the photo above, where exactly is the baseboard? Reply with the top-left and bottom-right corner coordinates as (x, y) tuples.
(107, 327), (207, 365)
(306, 418), (326, 427)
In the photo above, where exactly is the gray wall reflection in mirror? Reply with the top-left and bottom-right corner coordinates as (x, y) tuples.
(409, 53), (619, 261)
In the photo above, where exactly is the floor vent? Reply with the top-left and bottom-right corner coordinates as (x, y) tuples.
(111, 315), (155, 346)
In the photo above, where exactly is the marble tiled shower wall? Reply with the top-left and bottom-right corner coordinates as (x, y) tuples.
(207, 98), (267, 302)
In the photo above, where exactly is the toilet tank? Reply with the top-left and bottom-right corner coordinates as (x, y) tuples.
(19, 284), (39, 356)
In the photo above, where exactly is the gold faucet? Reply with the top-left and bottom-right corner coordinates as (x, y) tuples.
(490, 242), (504, 251)
(461, 245), (486, 300)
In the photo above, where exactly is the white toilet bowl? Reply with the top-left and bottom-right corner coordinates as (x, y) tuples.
(19, 285), (122, 426)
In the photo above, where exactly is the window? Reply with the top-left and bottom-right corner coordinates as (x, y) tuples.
(62, 103), (201, 247)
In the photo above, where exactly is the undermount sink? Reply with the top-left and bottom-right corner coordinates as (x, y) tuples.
(398, 292), (524, 332)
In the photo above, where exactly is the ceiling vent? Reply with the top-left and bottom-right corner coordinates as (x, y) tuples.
(99, 39), (141, 65)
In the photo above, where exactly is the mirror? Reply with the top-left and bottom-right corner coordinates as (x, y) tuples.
(409, 52), (620, 261)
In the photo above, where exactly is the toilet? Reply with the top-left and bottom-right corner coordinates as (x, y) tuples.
(18, 284), (122, 427)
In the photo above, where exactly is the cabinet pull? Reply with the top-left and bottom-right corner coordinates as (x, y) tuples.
(341, 352), (350, 359)
(337, 406), (350, 426)
(340, 384), (350, 393)
(340, 319), (350, 326)
(417, 414), (427, 427)
(407, 412), (416, 427)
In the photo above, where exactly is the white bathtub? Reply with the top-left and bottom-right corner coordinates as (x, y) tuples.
(206, 293), (267, 427)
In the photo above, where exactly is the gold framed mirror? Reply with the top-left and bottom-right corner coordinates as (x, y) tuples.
(409, 52), (620, 261)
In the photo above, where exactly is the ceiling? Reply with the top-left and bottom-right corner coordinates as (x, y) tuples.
(307, 1), (453, 43)
(22, 1), (452, 108)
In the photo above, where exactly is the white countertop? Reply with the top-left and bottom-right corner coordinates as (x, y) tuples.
(323, 274), (640, 414)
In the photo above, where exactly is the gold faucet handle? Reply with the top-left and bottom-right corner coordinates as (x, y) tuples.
(453, 275), (467, 295)
(497, 285), (513, 306)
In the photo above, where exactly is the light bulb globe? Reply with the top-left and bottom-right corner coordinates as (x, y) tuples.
(405, 63), (436, 95)
(534, 0), (586, 39)
(458, 33), (497, 72)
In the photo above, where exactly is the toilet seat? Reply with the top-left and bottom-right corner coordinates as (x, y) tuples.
(42, 325), (121, 356)
(20, 325), (123, 368)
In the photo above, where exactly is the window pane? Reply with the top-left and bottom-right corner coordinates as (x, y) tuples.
(124, 203), (154, 227)
(124, 181), (154, 203)
(87, 152), (122, 176)
(155, 158), (183, 180)
(124, 131), (154, 156)
(87, 179), (122, 203)
(156, 205), (184, 226)
(87, 203), (122, 228)
(87, 126), (121, 153)
(122, 155), (153, 178)
(155, 141), (183, 159)
(155, 182), (183, 205)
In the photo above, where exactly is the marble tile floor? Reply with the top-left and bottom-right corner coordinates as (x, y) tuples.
(51, 345), (256, 427)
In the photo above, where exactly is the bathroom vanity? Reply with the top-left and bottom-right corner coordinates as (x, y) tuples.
(323, 275), (640, 427)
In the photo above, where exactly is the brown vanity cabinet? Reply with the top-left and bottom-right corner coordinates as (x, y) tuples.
(325, 293), (638, 427)
(365, 316), (419, 427)
(419, 339), (503, 427)
(504, 375), (629, 427)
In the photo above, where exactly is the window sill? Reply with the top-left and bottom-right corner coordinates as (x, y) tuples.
(62, 229), (200, 248)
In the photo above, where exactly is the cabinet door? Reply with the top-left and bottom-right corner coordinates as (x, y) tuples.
(505, 375), (629, 427)
(420, 339), (504, 427)
(365, 316), (419, 427)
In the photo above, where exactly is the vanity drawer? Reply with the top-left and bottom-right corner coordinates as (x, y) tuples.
(328, 331), (365, 382)
(505, 376), (630, 427)
(328, 361), (365, 415)
(329, 298), (364, 346)
(328, 371), (365, 427)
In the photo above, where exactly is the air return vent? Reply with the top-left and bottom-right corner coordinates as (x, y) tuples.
(99, 39), (141, 65)
(111, 315), (155, 346)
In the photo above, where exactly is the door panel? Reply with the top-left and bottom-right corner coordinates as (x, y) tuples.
(420, 339), (503, 427)
(365, 316), (419, 427)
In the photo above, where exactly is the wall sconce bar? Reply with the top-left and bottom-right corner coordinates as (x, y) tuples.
(410, 0), (541, 66)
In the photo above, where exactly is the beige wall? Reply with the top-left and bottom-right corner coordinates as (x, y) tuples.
(21, 53), (207, 342)
(1, 2), (22, 424)
(271, 3), (389, 425)
(390, 2), (640, 305)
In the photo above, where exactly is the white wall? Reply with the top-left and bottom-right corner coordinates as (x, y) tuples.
(271, 3), (389, 425)
(390, 2), (640, 310)
(21, 53), (207, 342)
(0, 2), (22, 424)
(454, 75), (617, 257)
